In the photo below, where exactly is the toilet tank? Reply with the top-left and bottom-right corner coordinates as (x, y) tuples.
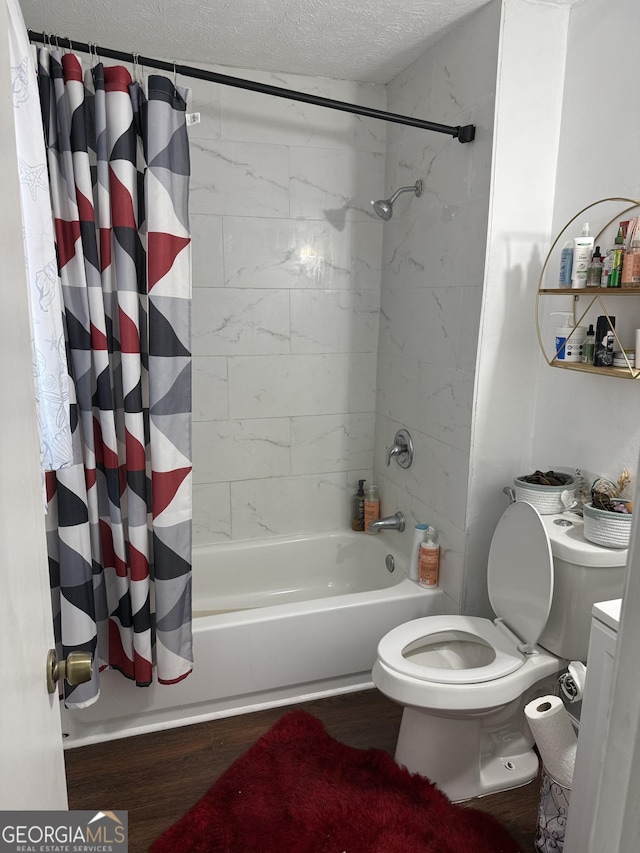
(539, 513), (627, 662)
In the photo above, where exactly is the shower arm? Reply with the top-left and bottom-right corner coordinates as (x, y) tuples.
(388, 185), (419, 205)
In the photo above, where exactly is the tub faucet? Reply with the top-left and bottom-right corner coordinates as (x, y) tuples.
(369, 511), (406, 533)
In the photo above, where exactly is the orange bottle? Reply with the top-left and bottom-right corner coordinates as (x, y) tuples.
(418, 526), (440, 587)
(364, 484), (380, 535)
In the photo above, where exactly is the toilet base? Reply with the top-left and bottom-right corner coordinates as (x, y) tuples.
(394, 704), (540, 802)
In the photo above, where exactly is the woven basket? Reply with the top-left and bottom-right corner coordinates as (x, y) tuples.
(513, 476), (576, 515)
(583, 502), (632, 548)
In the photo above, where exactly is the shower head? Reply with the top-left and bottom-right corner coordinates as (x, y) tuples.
(371, 180), (423, 220)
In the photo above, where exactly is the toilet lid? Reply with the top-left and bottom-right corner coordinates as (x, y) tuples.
(488, 501), (554, 648)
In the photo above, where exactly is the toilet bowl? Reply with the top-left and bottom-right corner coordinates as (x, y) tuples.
(372, 500), (627, 802)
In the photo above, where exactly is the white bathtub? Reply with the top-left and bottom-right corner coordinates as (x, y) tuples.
(60, 530), (443, 747)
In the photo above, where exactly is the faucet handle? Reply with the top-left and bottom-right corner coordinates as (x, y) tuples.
(385, 429), (414, 469)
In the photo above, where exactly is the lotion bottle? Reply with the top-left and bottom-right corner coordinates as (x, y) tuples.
(552, 312), (574, 362)
(418, 526), (440, 588)
(572, 222), (594, 288)
(364, 484), (380, 535)
(409, 523), (429, 582)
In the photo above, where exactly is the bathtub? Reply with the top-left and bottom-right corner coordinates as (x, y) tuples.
(60, 530), (443, 747)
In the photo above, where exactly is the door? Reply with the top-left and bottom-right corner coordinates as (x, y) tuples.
(0, 8), (67, 809)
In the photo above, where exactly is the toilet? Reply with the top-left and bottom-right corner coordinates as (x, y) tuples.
(372, 500), (627, 802)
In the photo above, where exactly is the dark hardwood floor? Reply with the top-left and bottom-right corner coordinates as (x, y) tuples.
(65, 689), (540, 852)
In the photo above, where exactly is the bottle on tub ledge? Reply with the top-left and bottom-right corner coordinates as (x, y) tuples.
(351, 479), (366, 531)
(409, 523), (429, 581)
(419, 526), (440, 588)
(364, 483), (380, 535)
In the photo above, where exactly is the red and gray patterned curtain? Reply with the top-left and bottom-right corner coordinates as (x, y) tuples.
(38, 48), (193, 708)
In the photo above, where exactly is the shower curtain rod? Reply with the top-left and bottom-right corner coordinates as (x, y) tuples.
(27, 30), (475, 143)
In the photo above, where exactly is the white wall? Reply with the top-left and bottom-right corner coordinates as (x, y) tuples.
(464, 0), (569, 615)
(186, 67), (386, 543)
(373, 0), (501, 612)
(531, 0), (640, 480)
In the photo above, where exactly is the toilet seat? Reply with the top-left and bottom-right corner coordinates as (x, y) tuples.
(377, 501), (555, 686)
(377, 615), (526, 684)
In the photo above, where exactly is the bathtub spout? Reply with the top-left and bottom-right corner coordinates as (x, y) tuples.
(368, 512), (406, 533)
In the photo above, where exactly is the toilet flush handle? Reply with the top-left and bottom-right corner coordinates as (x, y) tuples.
(503, 486), (516, 504)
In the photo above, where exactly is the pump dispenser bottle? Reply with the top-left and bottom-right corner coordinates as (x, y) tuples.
(351, 479), (366, 531)
(364, 484), (380, 535)
(418, 526), (440, 588)
(409, 524), (429, 581)
(552, 312), (574, 361)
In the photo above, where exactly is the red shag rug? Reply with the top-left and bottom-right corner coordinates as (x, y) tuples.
(150, 710), (520, 853)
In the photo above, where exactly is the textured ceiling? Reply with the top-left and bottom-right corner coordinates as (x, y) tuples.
(19, 0), (493, 85)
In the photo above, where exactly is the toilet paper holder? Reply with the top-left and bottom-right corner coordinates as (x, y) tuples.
(557, 661), (587, 703)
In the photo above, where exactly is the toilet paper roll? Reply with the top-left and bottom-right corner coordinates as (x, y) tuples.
(524, 695), (577, 789)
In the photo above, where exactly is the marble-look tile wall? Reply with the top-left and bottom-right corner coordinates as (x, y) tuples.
(373, 1), (500, 613)
(187, 65), (386, 543)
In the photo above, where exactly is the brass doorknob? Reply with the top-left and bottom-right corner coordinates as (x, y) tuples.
(46, 649), (93, 694)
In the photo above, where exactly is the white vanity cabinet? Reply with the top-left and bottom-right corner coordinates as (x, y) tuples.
(563, 598), (621, 852)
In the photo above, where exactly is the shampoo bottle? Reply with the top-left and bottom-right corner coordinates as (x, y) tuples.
(364, 484), (380, 535)
(572, 222), (594, 288)
(418, 526), (440, 588)
(409, 523), (429, 582)
(558, 241), (573, 288)
(351, 479), (366, 531)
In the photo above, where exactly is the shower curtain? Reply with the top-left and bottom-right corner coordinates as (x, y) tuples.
(37, 47), (193, 708)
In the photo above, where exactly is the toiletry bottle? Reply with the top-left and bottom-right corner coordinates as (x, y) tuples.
(582, 323), (595, 364)
(558, 241), (573, 289)
(418, 526), (440, 588)
(364, 484), (380, 535)
(572, 222), (594, 289)
(608, 227), (625, 288)
(351, 479), (366, 531)
(621, 219), (640, 287)
(602, 250), (612, 288)
(586, 246), (603, 287)
(409, 523), (429, 582)
(551, 312), (574, 361)
(594, 315), (616, 366)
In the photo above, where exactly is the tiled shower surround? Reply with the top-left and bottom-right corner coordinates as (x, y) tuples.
(188, 67), (386, 543)
(188, 0), (499, 613)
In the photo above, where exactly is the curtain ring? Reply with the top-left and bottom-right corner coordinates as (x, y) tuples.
(133, 53), (144, 84)
(173, 60), (177, 88)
